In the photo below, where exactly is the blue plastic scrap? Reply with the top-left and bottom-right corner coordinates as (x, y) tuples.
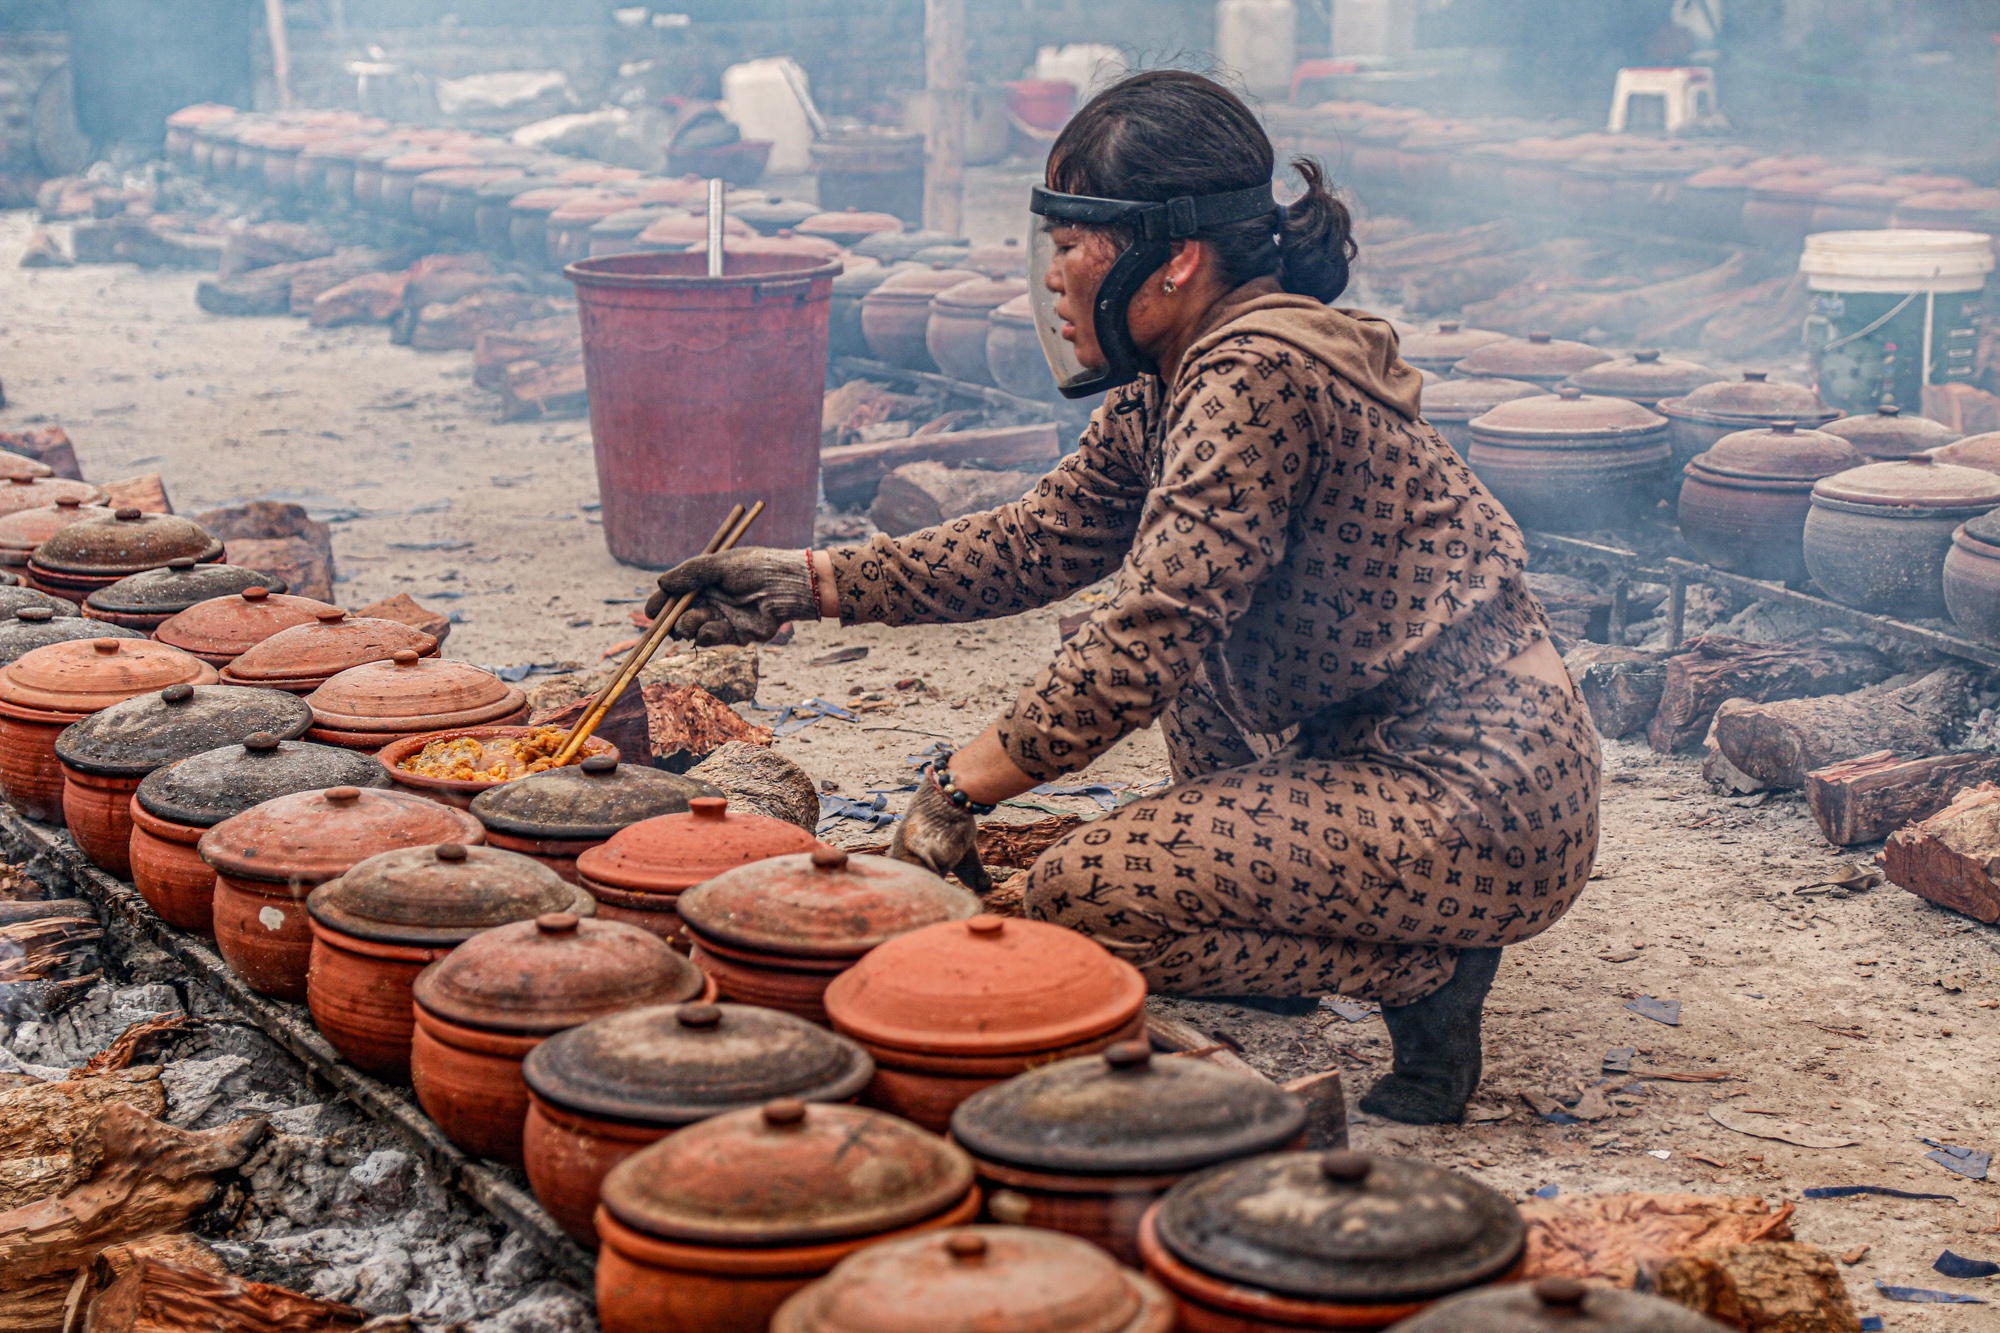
(1603, 1047), (1635, 1072)
(1934, 1251), (2000, 1279)
(1858, 1318), (1883, 1331)
(1322, 998), (1376, 1023)
(1920, 1139), (1991, 1181)
(1533, 1184), (1560, 1199)
(1625, 995), (1682, 1026)
(750, 697), (858, 736)
(816, 792), (898, 836)
(1803, 1185), (1957, 1201)
(1876, 1280), (1985, 1303)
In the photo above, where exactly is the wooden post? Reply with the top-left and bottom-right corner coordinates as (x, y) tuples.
(923, 0), (966, 237)
(263, 0), (294, 110)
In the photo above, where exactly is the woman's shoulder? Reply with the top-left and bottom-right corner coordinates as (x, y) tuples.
(1175, 296), (1423, 423)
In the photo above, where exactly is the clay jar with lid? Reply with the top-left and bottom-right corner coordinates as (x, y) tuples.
(220, 611), (438, 694)
(523, 1001), (875, 1244)
(411, 912), (712, 1165)
(986, 294), (1059, 401)
(772, 1226), (1176, 1333)
(1917, 431), (2000, 474)
(950, 1041), (1307, 1267)
(0, 498), (115, 568)
(1656, 372), (1842, 476)
(376, 725), (616, 809)
(0, 476), (106, 522)
(1464, 388), (1671, 531)
(1822, 404), (1962, 461)
(1399, 322), (1506, 377)
(863, 267), (981, 370)
(1677, 422), (1865, 584)
(1384, 1276), (1734, 1333)
(574, 795), (820, 947)
(829, 259), (903, 358)
(823, 912), (1148, 1133)
(0, 637), (217, 824)
(593, 1098), (981, 1333)
(1449, 332), (1610, 388)
(0, 606), (141, 665)
(56, 683), (311, 877)
(1804, 455), (2000, 617)
(83, 559), (286, 632)
(1138, 1150), (1526, 1331)
(1562, 349), (1725, 412)
(678, 847), (978, 1024)
(153, 585), (342, 668)
(471, 756), (720, 883)
(27, 509), (223, 605)
(1419, 377), (1547, 455)
(796, 208), (904, 246)
(200, 785), (483, 1001)
(306, 843), (594, 1079)
(303, 651), (528, 751)
(1943, 508), (2000, 645)
(927, 277), (1028, 386)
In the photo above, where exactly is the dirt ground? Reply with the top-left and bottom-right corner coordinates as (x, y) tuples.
(4, 188), (1998, 1326)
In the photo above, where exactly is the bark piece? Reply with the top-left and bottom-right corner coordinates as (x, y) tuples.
(1520, 1193), (1795, 1289)
(197, 503), (335, 604)
(1653, 1241), (1860, 1333)
(98, 475), (170, 516)
(0, 428), (83, 480)
(529, 688), (650, 773)
(642, 682), (773, 772)
(473, 317), (580, 389)
(868, 462), (1041, 537)
(1528, 572), (1613, 646)
(1880, 781), (2000, 922)
(822, 424), (1060, 509)
(83, 1250), (367, 1333)
(285, 250), (408, 317)
(1646, 637), (1893, 755)
(1714, 668), (1975, 789)
(409, 292), (558, 352)
(1806, 750), (2000, 847)
(0, 899), (93, 925)
(0, 1070), (165, 1210)
(308, 271), (408, 328)
(1280, 1070), (1349, 1150)
(194, 265), (306, 317)
(822, 380), (929, 449)
(1569, 644), (1667, 738)
(0, 914), (103, 984)
(353, 593), (450, 647)
(684, 741), (818, 833)
(498, 359), (588, 421)
(525, 645), (760, 711)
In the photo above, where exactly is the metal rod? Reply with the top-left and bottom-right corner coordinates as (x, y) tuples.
(706, 177), (725, 278)
(263, 0), (294, 110)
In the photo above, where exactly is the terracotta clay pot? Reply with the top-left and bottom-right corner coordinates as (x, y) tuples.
(220, 610), (439, 694)
(1420, 377), (1548, 456)
(152, 585), (341, 668)
(410, 912), (712, 1166)
(1562, 350), (1725, 412)
(0, 476), (106, 520)
(474, 177), (563, 255)
(1656, 372), (1842, 477)
(1465, 388), (1672, 531)
(632, 210), (755, 252)
(508, 187), (594, 263)
(0, 607), (143, 666)
(795, 208), (904, 247)
(594, 1098), (980, 1333)
(375, 726), (616, 810)
(523, 1001), (874, 1243)
(0, 498), (115, 568)
(1450, 332), (1610, 388)
(306, 843), (593, 1080)
(546, 192), (639, 271)
(985, 294), (1058, 402)
(823, 913), (1148, 1133)
(469, 755), (721, 883)
(1676, 422), (1865, 585)
(1924, 431), (2000, 473)
(679, 847), (978, 1024)
(862, 267), (982, 371)
(200, 785), (484, 1001)
(1945, 510), (2000, 645)
(1399, 322), (1506, 378)
(304, 651), (527, 750)
(575, 796), (820, 948)
(83, 559), (286, 632)
(28, 508), (223, 605)
(436, 168), (529, 237)
(380, 149), (482, 221)
(1805, 456), (2000, 617)
(733, 196), (822, 235)
(1821, 404), (1962, 461)
(927, 278), (1027, 386)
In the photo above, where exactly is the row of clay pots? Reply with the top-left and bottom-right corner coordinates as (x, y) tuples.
(837, 265), (1055, 401)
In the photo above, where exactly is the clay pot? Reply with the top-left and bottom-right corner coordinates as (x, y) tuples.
(1945, 510), (2000, 645)
(927, 278), (1028, 386)
(986, 294), (1058, 401)
(1656, 372), (1842, 476)
(1676, 422), (1866, 585)
(200, 785), (484, 1001)
(306, 843), (593, 1079)
(1380, 1276), (1732, 1332)
(1924, 431), (2000, 473)
(220, 611), (439, 694)
(796, 209), (905, 247)
(1139, 1151), (1526, 1331)
(830, 261), (908, 358)
(436, 168), (527, 237)
(593, 1099), (980, 1333)
(823, 913), (1148, 1133)
(0, 606), (143, 666)
(380, 149), (482, 221)
(852, 228), (959, 263)
(632, 210), (755, 252)
(474, 177), (562, 254)
(1561, 350), (1725, 412)
(410, 912), (711, 1166)
(303, 651), (528, 750)
(56, 683), (311, 877)
(1804, 455), (2000, 617)
(1819, 403), (1962, 461)
(1808, 181), (1915, 233)
(950, 1041), (1307, 1267)
(546, 191), (639, 270)
(523, 1001), (875, 1243)
(152, 585), (342, 668)
(507, 187), (594, 262)
(678, 847), (977, 1024)
(1419, 377), (1548, 456)
(733, 197), (822, 235)
(0, 637), (217, 824)
(964, 240), (1027, 278)
(0, 499), (114, 567)
(0, 476), (106, 520)
(375, 726), (617, 809)
(1450, 332), (1611, 388)
(469, 756), (721, 883)
(27, 509), (224, 605)
(83, 559), (286, 632)
(1465, 388), (1672, 531)
(863, 267), (982, 371)
(1398, 322), (1506, 378)
(575, 796), (820, 948)
(589, 207), (682, 258)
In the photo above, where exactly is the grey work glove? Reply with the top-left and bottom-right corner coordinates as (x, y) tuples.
(888, 774), (992, 892)
(646, 547), (818, 646)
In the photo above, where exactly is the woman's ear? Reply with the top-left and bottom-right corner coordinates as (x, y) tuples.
(1162, 238), (1205, 293)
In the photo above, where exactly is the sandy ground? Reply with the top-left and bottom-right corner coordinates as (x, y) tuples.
(4, 185), (1999, 1326)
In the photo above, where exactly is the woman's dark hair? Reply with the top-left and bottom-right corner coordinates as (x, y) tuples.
(1046, 69), (1355, 303)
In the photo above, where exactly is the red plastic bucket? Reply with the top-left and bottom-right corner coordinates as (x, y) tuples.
(566, 252), (839, 569)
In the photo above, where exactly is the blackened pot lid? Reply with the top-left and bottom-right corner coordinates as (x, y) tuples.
(307, 843), (593, 947)
(84, 560), (286, 615)
(55, 684), (312, 777)
(1386, 1277), (1734, 1332)
(31, 509), (225, 576)
(0, 609), (143, 666)
(468, 756), (721, 842)
(0, 587), (78, 618)
(135, 734), (391, 828)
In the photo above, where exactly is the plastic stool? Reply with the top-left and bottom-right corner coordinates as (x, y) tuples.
(1607, 66), (1716, 134)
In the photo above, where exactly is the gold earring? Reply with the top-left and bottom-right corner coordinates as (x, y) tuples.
(1163, 277), (1177, 294)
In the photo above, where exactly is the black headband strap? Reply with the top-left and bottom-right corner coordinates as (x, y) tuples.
(1031, 183), (1277, 240)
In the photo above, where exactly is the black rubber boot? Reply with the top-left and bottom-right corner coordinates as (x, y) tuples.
(1357, 947), (1502, 1125)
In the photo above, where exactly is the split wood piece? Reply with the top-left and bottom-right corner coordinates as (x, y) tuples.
(1568, 644), (1667, 739)
(353, 593), (450, 647)
(497, 358), (588, 422)
(821, 423), (1059, 509)
(1646, 637), (1892, 755)
(1519, 1193), (1796, 1289)
(308, 271), (408, 328)
(0, 428), (83, 481)
(97, 475), (170, 517)
(65, 1233), (232, 1326)
(868, 461), (1041, 537)
(643, 682), (772, 772)
(215, 223), (333, 279)
(683, 741), (819, 834)
(1653, 1241), (1860, 1333)
(70, 1015), (192, 1080)
(821, 379), (930, 449)
(1807, 750), (2000, 848)
(81, 1249), (368, 1333)
(196, 502), (335, 605)
(195, 252), (391, 318)
(20, 228), (72, 269)
(408, 291), (560, 353)
(392, 268), (523, 342)
(473, 317), (581, 389)
(1466, 250), (1749, 342)
(1713, 667), (1977, 790)
(0, 899), (94, 925)
(0, 915), (103, 985)
(1361, 220), (1521, 274)
(0, 1070), (165, 1211)
(286, 251), (411, 318)
(526, 645), (759, 714)
(1880, 782), (2000, 923)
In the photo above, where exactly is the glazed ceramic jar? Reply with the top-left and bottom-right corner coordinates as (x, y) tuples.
(593, 1099), (981, 1333)
(0, 638), (217, 824)
(862, 267), (982, 370)
(468, 756), (720, 883)
(771, 1226), (1177, 1333)
(1420, 377), (1547, 455)
(55, 684), (311, 876)
(220, 611), (438, 693)
(306, 843), (593, 1079)
(0, 476), (106, 521)
(574, 796), (820, 947)
(0, 499), (115, 568)
(1677, 422), (1865, 584)
(200, 785), (483, 1001)
(522, 1001), (875, 1243)
(1944, 508), (2000, 644)
(1138, 1151), (1526, 1331)
(1398, 322), (1507, 378)
(0, 607), (142, 665)
(1450, 332), (1610, 388)
(375, 725), (616, 809)
(927, 278), (1029, 386)
(130, 734), (390, 934)
(302, 652), (528, 751)
(27, 509), (223, 604)
(986, 294), (1058, 401)
(1562, 350), (1725, 412)
(410, 912), (711, 1166)
(83, 559), (286, 632)
(950, 1041), (1307, 1266)
(153, 586), (342, 668)
(1804, 456), (2000, 617)
(1465, 389), (1672, 531)
(1383, 1276), (1734, 1333)
(678, 847), (978, 1024)
(823, 913), (1148, 1133)
(1820, 403), (1962, 461)
(1656, 372), (1842, 476)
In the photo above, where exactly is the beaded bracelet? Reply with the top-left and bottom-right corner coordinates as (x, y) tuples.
(804, 550), (823, 617)
(930, 758), (997, 816)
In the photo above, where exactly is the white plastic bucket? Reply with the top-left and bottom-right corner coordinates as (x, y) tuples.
(721, 58), (818, 177)
(1801, 228), (1994, 294)
(1800, 229), (1993, 416)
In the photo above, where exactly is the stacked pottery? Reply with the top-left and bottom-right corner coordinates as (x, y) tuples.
(153, 586), (342, 669)
(130, 734), (390, 935)
(410, 912), (711, 1165)
(306, 843), (593, 1079)
(823, 913), (1148, 1133)
(949, 1041), (1306, 1266)
(1804, 455), (2000, 617)
(1676, 422), (1865, 584)
(27, 509), (223, 605)
(0, 607), (142, 665)
(376, 727), (615, 809)
(1464, 389), (1672, 531)
(82, 559), (285, 632)
(1420, 377), (1547, 455)
(55, 684), (311, 876)
(1655, 372), (1841, 476)
(1562, 350), (1724, 412)
(0, 476), (106, 521)
(1450, 332), (1610, 389)
(220, 611), (438, 694)
(302, 650), (527, 752)
(523, 1001), (875, 1243)
(0, 498), (114, 569)
(926, 278), (1028, 386)
(831, 262), (910, 359)
(678, 847), (979, 1024)
(1138, 1151), (1527, 1331)
(0, 638), (217, 824)
(1821, 403), (1961, 460)
(593, 1099), (981, 1333)
(1398, 322), (1506, 378)
(985, 294), (1057, 401)
(574, 796), (819, 947)
(199, 785), (483, 1001)
(1385, 1277), (1734, 1332)
(546, 192), (640, 270)
(469, 756), (721, 883)
(1943, 509), (2000, 645)
(862, 267), (982, 370)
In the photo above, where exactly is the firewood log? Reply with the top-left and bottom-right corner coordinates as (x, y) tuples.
(1807, 750), (2000, 847)
(1646, 637), (1892, 754)
(408, 292), (558, 352)
(97, 476), (170, 516)
(868, 462), (1041, 536)
(497, 358), (587, 421)
(1712, 667), (1975, 789)
(353, 594), (450, 647)
(1880, 781), (2000, 922)
(82, 1249), (368, 1333)
(821, 424), (1059, 509)
(0, 1070), (165, 1210)
(1567, 644), (1667, 738)
(1653, 1242), (1859, 1333)
(308, 271), (408, 328)
(0, 428), (82, 480)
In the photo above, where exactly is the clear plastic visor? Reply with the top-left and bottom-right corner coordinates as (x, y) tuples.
(1027, 222), (1099, 394)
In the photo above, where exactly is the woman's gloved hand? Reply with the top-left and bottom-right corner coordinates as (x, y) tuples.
(645, 547), (818, 646)
(888, 773), (992, 892)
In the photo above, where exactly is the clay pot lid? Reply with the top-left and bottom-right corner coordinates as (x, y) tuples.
(1820, 403), (1962, 460)
(474, 175), (562, 202)
(136, 735), (389, 828)
(964, 239), (1027, 276)
(950, 1040), (1307, 1175)
(84, 561), (286, 616)
(412, 912), (705, 1035)
(154, 588), (342, 658)
(1155, 1151), (1525, 1304)
(1817, 180), (1916, 203)
(1400, 321), (1507, 364)
(54, 683), (312, 777)
(556, 163), (642, 184)
(599, 1099), (973, 1247)
(1689, 421), (1865, 482)
(989, 291), (1036, 328)
(0, 454), (52, 482)
(1900, 188), (2000, 213)
(1920, 431), (2000, 473)
(1684, 163), (1764, 188)
(198, 784), (482, 887)
(796, 209), (905, 241)
(1667, 371), (1833, 422)
(770, 1227), (1169, 1333)
(469, 756), (721, 842)
(1888, 173), (1973, 193)
(867, 267), (983, 301)
(1961, 507), (2000, 547)
(590, 206), (679, 235)
(733, 196), (821, 231)
(635, 212), (754, 246)
(678, 848), (980, 960)
(1469, 387), (1667, 441)
(1811, 454), (2000, 509)
(625, 175), (714, 206)
(0, 500), (118, 553)
(833, 260), (907, 296)
(851, 228), (960, 262)
(932, 276), (1030, 313)
(1385, 1277), (1733, 1332)
(1420, 377), (1548, 419)
(575, 796), (820, 894)
(307, 842), (592, 947)
(0, 611), (144, 665)
(505, 185), (590, 213)
(0, 587), (77, 619)
(0, 637), (215, 714)
(547, 190), (635, 223)
(1563, 350), (1726, 400)
(167, 102), (239, 128)
(822, 913), (1147, 1057)
(1450, 332), (1611, 380)
(223, 612), (438, 683)
(30, 509), (223, 576)
(304, 651), (520, 731)
(384, 149), (482, 174)
(0, 477), (107, 519)
(524, 1001), (875, 1126)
